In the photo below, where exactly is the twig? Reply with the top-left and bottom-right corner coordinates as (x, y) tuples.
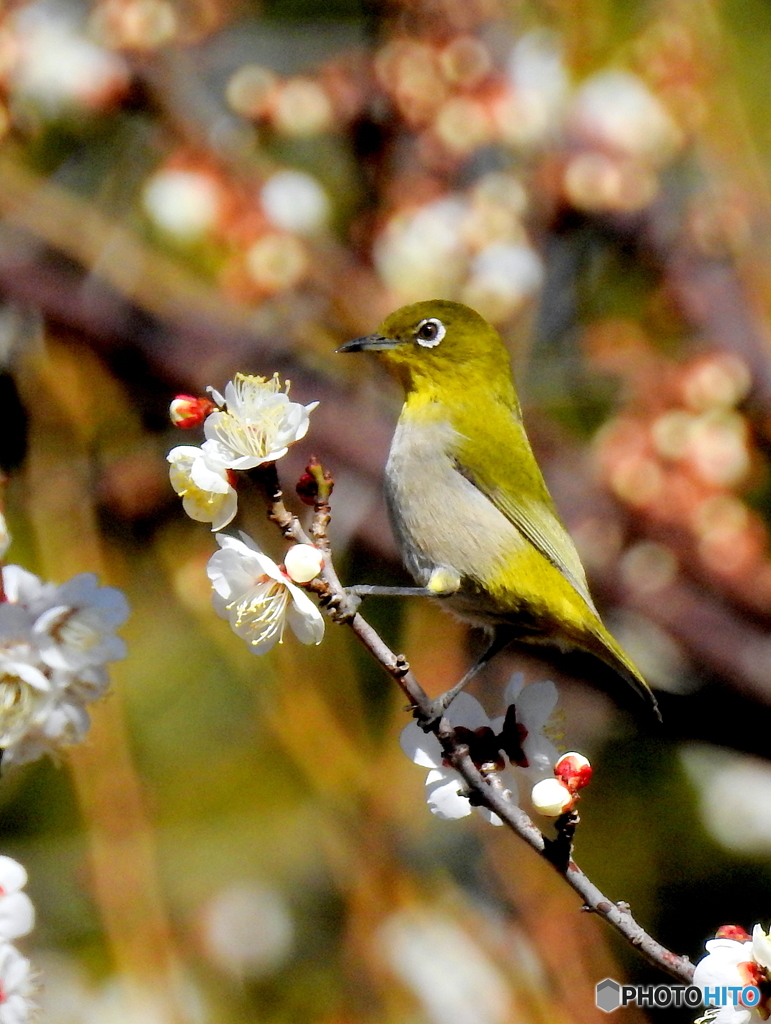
(544, 809), (579, 873)
(443, 731), (694, 983)
(260, 459), (694, 985)
(257, 462), (431, 708)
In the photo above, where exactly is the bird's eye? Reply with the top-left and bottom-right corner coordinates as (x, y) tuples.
(415, 318), (446, 348)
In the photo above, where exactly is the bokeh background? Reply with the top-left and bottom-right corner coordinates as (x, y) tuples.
(1, 0), (771, 1020)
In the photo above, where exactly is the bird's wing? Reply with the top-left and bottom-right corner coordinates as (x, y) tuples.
(451, 410), (658, 717)
(453, 419), (597, 612)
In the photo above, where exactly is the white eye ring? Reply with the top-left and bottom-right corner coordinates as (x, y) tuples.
(415, 318), (446, 348)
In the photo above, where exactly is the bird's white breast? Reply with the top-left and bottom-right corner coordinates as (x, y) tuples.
(384, 415), (524, 589)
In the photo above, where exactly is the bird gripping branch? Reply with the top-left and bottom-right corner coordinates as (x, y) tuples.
(339, 299), (659, 724)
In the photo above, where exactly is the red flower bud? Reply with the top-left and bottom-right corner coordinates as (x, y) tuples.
(554, 752), (593, 794)
(169, 395), (216, 428)
(716, 925), (752, 943)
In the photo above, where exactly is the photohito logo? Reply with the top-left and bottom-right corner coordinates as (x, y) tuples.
(595, 978), (761, 1013)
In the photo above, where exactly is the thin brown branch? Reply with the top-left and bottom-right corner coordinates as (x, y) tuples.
(258, 461), (431, 708)
(442, 731), (694, 984)
(259, 458), (694, 984)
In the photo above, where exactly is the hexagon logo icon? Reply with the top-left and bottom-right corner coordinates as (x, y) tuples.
(596, 978), (621, 1013)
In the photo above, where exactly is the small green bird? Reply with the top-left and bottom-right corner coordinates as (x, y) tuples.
(339, 299), (659, 722)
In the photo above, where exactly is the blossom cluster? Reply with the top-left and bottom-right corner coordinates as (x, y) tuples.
(168, 373), (317, 533)
(400, 673), (591, 825)
(693, 924), (771, 1023)
(0, 565), (129, 768)
(168, 374), (326, 654)
(0, 856), (36, 1022)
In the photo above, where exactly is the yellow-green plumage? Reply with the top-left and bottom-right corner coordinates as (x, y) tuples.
(344, 299), (657, 716)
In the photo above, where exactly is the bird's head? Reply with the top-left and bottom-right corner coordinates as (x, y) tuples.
(338, 300), (516, 404)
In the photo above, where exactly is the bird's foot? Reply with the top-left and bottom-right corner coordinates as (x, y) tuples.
(347, 585), (435, 599)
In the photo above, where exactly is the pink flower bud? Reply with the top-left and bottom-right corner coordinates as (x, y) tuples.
(555, 751), (593, 794)
(531, 778), (574, 817)
(170, 395), (216, 429)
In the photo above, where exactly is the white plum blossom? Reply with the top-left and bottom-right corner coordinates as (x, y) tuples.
(503, 30), (569, 147)
(752, 925), (771, 972)
(0, 567), (54, 612)
(0, 565), (128, 767)
(0, 857), (37, 1024)
(207, 534), (324, 654)
(199, 882), (295, 979)
(378, 909), (511, 1024)
(492, 672), (560, 785)
(693, 926), (769, 1024)
(203, 374), (317, 471)
(65, 665), (110, 702)
(1, 691), (91, 770)
(31, 574), (128, 673)
(0, 942), (34, 1023)
(568, 70), (682, 165)
(0, 514), (9, 562)
(462, 241), (544, 320)
(400, 691), (515, 826)
(0, 859), (33, 943)
(168, 445), (238, 531)
(9, 5), (129, 114)
(374, 198), (469, 302)
(400, 673), (559, 826)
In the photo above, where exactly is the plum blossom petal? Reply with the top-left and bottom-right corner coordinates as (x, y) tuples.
(751, 925), (771, 972)
(1, 692), (91, 769)
(425, 768), (473, 821)
(0, 604), (53, 751)
(496, 672), (559, 779)
(0, 514), (10, 561)
(0, 566), (127, 767)
(0, 568), (54, 614)
(693, 937), (752, 989)
(0, 859), (33, 943)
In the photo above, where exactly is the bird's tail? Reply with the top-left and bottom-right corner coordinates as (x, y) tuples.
(586, 625), (662, 723)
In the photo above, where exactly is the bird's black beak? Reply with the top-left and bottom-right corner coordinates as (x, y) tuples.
(337, 333), (400, 353)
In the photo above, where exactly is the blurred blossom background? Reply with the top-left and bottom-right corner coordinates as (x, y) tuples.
(3, 0), (771, 1020)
